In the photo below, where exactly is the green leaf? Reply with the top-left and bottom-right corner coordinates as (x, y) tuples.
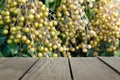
(114, 52), (120, 57)
(17, 53), (30, 57)
(8, 43), (19, 55)
(23, 44), (27, 51)
(48, 52), (53, 57)
(45, 0), (61, 11)
(2, 46), (10, 57)
(45, 0), (54, 7)
(101, 52), (113, 57)
(0, 36), (6, 46)
(101, 52), (106, 56)
(116, 40), (120, 48)
(0, 52), (4, 57)
(87, 49), (95, 57)
(0, 1), (5, 10)
(51, 0), (61, 11)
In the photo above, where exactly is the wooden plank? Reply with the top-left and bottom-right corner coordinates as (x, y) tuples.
(21, 58), (71, 80)
(0, 57), (38, 80)
(70, 57), (120, 80)
(0, 58), (7, 64)
(99, 57), (120, 73)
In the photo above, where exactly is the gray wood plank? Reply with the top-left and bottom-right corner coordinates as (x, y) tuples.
(0, 57), (38, 80)
(21, 58), (71, 80)
(0, 58), (7, 64)
(99, 57), (120, 73)
(70, 57), (120, 80)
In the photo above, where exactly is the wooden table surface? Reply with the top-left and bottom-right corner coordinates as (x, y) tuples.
(0, 57), (120, 80)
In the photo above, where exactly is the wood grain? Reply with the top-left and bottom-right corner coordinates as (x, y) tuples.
(0, 58), (7, 64)
(70, 57), (120, 80)
(21, 58), (71, 80)
(0, 57), (38, 80)
(99, 57), (120, 73)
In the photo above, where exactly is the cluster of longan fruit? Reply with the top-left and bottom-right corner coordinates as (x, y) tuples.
(0, 0), (63, 58)
(0, 0), (119, 57)
(90, 0), (120, 56)
(54, 0), (96, 56)
(0, 0), (97, 57)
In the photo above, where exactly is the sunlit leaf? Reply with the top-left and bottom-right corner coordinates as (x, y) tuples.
(8, 43), (19, 55)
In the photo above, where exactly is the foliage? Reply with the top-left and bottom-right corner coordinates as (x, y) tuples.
(0, 0), (120, 57)
(45, 0), (61, 11)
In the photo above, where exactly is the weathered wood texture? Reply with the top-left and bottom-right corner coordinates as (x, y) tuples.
(99, 57), (120, 73)
(0, 57), (120, 80)
(0, 57), (38, 80)
(70, 58), (120, 80)
(21, 58), (71, 80)
(0, 58), (7, 64)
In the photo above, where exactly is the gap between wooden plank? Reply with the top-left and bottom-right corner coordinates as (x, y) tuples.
(68, 58), (74, 80)
(97, 57), (120, 75)
(70, 57), (120, 80)
(19, 58), (40, 80)
(0, 58), (38, 80)
(21, 58), (71, 80)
